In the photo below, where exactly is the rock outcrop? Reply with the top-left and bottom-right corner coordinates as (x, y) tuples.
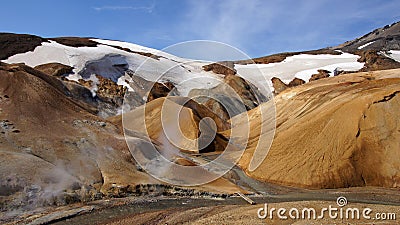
(0, 33), (46, 60)
(271, 77), (306, 94)
(236, 49), (341, 65)
(223, 74), (263, 109)
(190, 67), (267, 121)
(357, 50), (400, 71)
(335, 21), (400, 52)
(203, 98), (230, 122)
(271, 77), (288, 94)
(50, 37), (98, 47)
(93, 75), (127, 106)
(203, 61), (236, 76)
(147, 81), (176, 102)
(122, 96), (231, 156)
(34, 63), (74, 77)
(288, 77), (306, 87)
(309, 69), (331, 82)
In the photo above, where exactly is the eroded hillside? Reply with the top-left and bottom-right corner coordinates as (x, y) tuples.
(237, 69), (400, 189)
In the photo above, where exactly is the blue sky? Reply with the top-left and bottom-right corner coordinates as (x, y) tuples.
(1, 0), (399, 59)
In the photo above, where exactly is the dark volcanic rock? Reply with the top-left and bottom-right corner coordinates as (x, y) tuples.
(223, 74), (265, 109)
(189, 91), (251, 121)
(357, 50), (400, 71)
(203, 97), (230, 122)
(203, 61), (236, 76)
(189, 73), (267, 120)
(74, 75), (127, 117)
(331, 21), (400, 72)
(0, 33), (47, 60)
(271, 77), (288, 94)
(50, 37), (98, 47)
(34, 63), (74, 77)
(63, 81), (99, 112)
(309, 69), (331, 82)
(52, 37), (161, 60)
(236, 49), (341, 65)
(288, 77), (306, 87)
(105, 44), (162, 60)
(147, 82), (176, 102)
(95, 75), (127, 106)
(272, 77), (306, 95)
(335, 21), (400, 52)
(73, 72), (179, 117)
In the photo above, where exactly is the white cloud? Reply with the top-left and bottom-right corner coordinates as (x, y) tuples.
(93, 2), (155, 13)
(119, 0), (399, 58)
(173, 0), (399, 56)
(163, 40), (250, 61)
(181, 0), (275, 50)
(178, 0), (329, 54)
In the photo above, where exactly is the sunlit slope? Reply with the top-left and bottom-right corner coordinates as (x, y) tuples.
(235, 69), (400, 189)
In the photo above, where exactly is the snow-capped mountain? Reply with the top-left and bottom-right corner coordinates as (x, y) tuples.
(1, 34), (235, 117)
(2, 36), (223, 96)
(2, 22), (400, 99)
(235, 51), (365, 89)
(0, 35), (366, 96)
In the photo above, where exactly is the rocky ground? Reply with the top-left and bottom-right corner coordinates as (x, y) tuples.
(6, 185), (400, 224)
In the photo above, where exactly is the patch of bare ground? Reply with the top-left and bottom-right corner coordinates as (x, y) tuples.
(0, 33), (47, 60)
(50, 37), (98, 47)
(235, 48), (341, 65)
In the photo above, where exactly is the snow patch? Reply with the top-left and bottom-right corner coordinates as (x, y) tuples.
(235, 53), (364, 92)
(3, 40), (222, 96)
(386, 50), (400, 62)
(4, 38), (365, 97)
(117, 74), (135, 92)
(357, 41), (375, 50)
(91, 39), (187, 62)
(65, 73), (83, 82)
(294, 62), (364, 81)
